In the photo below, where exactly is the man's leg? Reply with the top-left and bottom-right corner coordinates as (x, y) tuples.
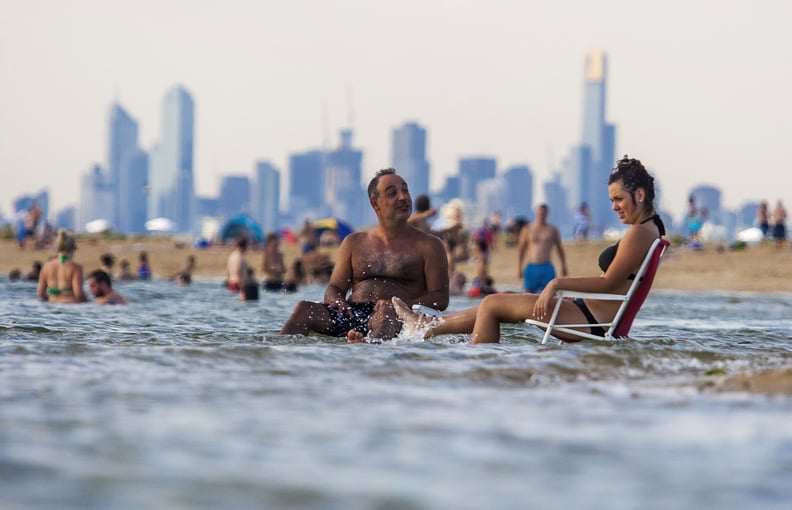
(366, 300), (402, 340)
(280, 300), (335, 335)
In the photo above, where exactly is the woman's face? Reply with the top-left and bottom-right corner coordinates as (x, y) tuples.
(608, 180), (645, 225)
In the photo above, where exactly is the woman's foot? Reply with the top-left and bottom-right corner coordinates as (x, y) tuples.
(392, 297), (434, 336)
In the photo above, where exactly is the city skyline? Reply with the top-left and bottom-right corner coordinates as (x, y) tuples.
(1, 1), (790, 222)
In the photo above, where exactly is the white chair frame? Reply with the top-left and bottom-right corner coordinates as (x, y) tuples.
(525, 238), (669, 344)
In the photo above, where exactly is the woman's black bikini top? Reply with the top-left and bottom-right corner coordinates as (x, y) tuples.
(598, 214), (666, 276)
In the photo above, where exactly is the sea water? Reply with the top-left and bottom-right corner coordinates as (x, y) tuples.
(1, 278), (791, 510)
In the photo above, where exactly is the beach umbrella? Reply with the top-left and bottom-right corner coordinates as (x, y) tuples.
(145, 217), (177, 233)
(313, 217), (354, 240)
(219, 214), (264, 244)
(85, 218), (111, 233)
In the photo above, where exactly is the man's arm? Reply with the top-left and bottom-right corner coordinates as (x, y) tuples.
(516, 225), (530, 278)
(323, 236), (355, 305)
(411, 236), (450, 311)
(553, 227), (568, 276)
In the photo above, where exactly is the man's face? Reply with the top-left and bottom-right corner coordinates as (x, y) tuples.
(373, 174), (412, 220)
(87, 277), (106, 298)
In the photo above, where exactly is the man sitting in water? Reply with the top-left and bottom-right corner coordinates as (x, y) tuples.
(87, 269), (128, 305)
(280, 168), (449, 342)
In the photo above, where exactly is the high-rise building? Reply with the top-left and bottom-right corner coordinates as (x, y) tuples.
(458, 157), (496, 202)
(503, 165), (534, 220)
(55, 206), (75, 231)
(148, 85), (195, 233)
(391, 122), (430, 199)
(107, 102), (139, 229)
(118, 149), (148, 234)
(326, 129), (364, 226)
(543, 173), (572, 228)
(218, 176), (250, 221)
(579, 50), (617, 232)
(78, 164), (113, 232)
(251, 161), (281, 235)
(288, 150), (327, 221)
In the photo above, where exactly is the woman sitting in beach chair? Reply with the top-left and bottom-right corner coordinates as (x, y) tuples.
(394, 155), (667, 344)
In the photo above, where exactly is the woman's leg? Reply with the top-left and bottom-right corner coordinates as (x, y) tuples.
(470, 293), (540, 344)
(393, 297), (479, 338)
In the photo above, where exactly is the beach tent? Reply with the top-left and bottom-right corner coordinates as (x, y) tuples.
(313, 217), (354, 241)
(85, 218), (111, 233)
(145, 217), (177, 233)
(736, 227), (764, 245)
(219, 214), (264, 244)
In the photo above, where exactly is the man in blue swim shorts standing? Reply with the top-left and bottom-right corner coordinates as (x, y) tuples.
(280, 168), (450, 341)
(517, 203), (568, 293)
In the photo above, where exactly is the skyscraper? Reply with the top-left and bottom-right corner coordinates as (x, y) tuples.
(148, 85), (195, 233)
(251, 161), (281, 235)
(78, 164), (113, 232)
(326, 129), (364, 226)
(288, 150), (327, 221)
(107, 102), (139, 229)
(391, 122), (430, 199)
(503, 165), (534, 219)
(118, 149), (148, 234)
(218, 176), (250, 221)
(458, 157), (496, 202)
(580, 50), (616, 232)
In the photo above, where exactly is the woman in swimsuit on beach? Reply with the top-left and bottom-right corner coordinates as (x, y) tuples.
(37, 229), (88, 303)
(394, 155), (666, 344)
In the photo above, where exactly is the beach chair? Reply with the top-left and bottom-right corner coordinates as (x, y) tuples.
(526, 238), (670, 344)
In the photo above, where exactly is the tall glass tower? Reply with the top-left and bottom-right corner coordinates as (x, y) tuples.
(391, 122), (430, 199)
(579, 50), (616, 233)
(148, 85), (195, 233)
(251, 161), (281, 235)
(107, 103), (139, 230)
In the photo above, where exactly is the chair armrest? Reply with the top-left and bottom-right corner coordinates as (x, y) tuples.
(557, 290), (628, 301)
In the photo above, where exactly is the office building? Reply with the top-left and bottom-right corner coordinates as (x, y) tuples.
(458, 157), (496, 203)
(107, 102), (139, 229)
(251, 160), (281, 235)
(118, 149), (149, 234)
(218, 176), (250, 221)
(391, 122), (430, 199)
(288, 149), (327, 221)
(326, 129), (364, 226)
(148, 85), (195, 233)
(579, 50), (617, 232)
(78, 164), (113, 232)
(502, 165), (534, 220)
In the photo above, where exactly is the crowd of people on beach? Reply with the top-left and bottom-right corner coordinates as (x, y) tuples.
(14, 157), (785, 344)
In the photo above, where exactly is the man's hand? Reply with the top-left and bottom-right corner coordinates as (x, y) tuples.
(325, 298), (351, 317)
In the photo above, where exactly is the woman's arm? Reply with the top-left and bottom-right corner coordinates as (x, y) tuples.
(72, 265), (89, 303)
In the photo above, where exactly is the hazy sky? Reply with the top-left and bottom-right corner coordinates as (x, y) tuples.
(1, 0), (790, 223)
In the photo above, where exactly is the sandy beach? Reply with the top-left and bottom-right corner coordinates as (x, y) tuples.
(3, 235), (791, 396)
(4, 235), (792, 293)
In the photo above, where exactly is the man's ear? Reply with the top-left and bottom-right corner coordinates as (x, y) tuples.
(370, 198), (379, 212)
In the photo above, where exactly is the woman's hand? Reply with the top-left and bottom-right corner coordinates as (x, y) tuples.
(532, 280), (557, 320)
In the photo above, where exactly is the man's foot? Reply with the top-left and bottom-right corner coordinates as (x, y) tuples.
(391, 297), (432, 336)
(347, 330), (366, 343)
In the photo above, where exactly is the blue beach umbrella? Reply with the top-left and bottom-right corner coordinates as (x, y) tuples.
(219, 214), (265, 244)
